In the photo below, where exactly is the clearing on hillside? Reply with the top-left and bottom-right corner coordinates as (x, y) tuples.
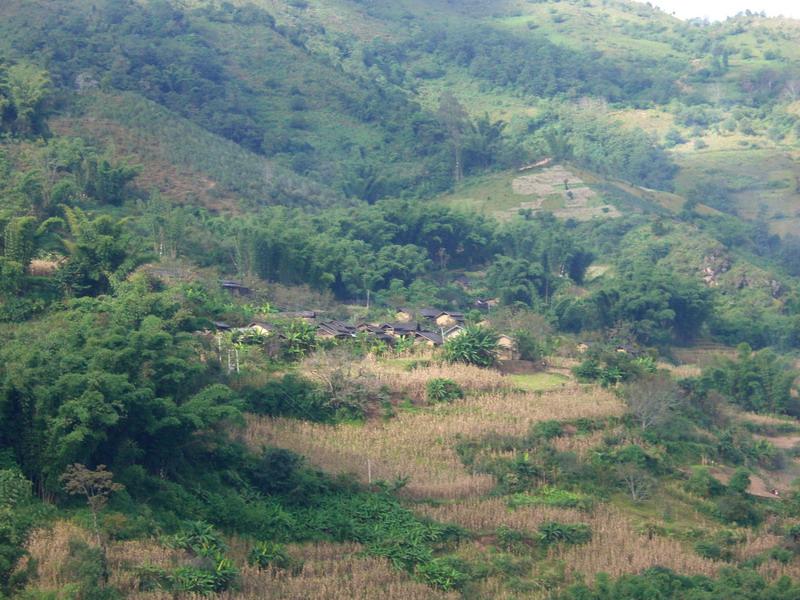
(437, 164), (628, 220)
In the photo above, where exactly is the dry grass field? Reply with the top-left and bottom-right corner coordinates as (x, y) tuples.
(220, 543), (459, 600)
(21, 521), (191, 596)
(21, 523), (457, 600)
(353, 356), (511, 402)
(242, 382), (623, 500)
(416, 500), (722, 582)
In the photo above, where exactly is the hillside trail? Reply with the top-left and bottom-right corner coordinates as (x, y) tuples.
(710, 415), (800, 498)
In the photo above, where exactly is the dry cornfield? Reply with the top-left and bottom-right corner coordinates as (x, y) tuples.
(551, 507), (723, 581)
(303, 355), (512, 403)
(756, 558), (800, 582)
(416, 499), (724, 582)
(21, 524), (457, 600)
(733, 522), (784, 562)
(241, 385), (624, 499)
(20, 521), (192, 595)
(414, 497), (586, 532)
(550, 430), (609, 458)
(218, 543), (459, 600)
(658, 362), (703, 379)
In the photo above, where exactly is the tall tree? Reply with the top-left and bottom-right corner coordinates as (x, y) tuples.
(437, 92), (470, 183)
(3, 217), (37, 268)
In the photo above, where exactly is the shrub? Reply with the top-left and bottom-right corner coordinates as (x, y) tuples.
(248, 541), (302, 573)
(495, 525), (536, 553)
(244, 374), (330, 421)
(528, 420), (563, 441)
(149, 522), (239, 593)
(715, 494), (760, 526)
(59, 539), (121, 600)
(684, 467), (725, 498)
(416, 556), (471, 591)
(514, 330), (544, 361)
(426, 378), (464, 403)
(537, 522), (592, 546)
(694, 540), (723, 560)
(443, 326), (500, 367)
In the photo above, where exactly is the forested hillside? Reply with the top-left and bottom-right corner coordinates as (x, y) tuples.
(2, 1), (800, 598)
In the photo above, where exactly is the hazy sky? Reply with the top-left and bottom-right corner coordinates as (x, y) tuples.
(638, 0), (800, 21)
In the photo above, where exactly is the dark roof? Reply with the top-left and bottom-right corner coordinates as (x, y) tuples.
(317, 320), (356, 337)
(279, 310), (317, 319)
(419, 308), (442, 319)
(220, 280), (249, 289)
(212, 321), (231, 330)
(437, 311), (464, 321)
(415, 330), (443, 345)
(474, 298), (497, 309)
(373, 332), (395, 343)
(381, 321), (420, 333)
(442, 325), (465, 338)
(395, 306), (414, 314)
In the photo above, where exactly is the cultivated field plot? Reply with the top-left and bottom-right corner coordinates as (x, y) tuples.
(243, 382), (623, 500)
(512, 166), (621, 220)
(437, 164), (621, 221)
(23, 523), (457, 600)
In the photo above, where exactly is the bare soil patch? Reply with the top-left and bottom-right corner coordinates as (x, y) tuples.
(511, 165), (619, 220)
(512, 166), (576, 195)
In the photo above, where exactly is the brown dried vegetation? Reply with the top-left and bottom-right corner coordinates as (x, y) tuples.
(416, 500), (723, 581)
(242, 384), (623, 499)
(22, 524), (456, 600)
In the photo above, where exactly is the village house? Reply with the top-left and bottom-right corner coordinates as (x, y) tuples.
(277, 310), (317, 322)
(394, 307), (415, 322)
(356, 323), (383, 334)
(317, 320), (356, 340)
(414, 330), (443, 347)
(380, 321), (420, 338)
(419, 308), (442, 321)
(497, 334), (518, 361)
(245, 321), (278, 336)
(453, 275), (472, 289)
(442, 324), (465, 340)
(220, 280), (251, 296)
(435, 311), (465, 328)
(474, 298), (500, 311)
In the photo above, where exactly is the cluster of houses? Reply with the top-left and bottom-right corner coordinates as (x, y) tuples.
(215, 306), (517, 359)
(221, 308), (466, 346)
(214, 281), (516, 359)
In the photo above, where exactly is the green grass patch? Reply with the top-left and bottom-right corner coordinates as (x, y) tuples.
(508, 373), (569, 392)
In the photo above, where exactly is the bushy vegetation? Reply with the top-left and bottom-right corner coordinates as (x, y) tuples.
(443, 327), (500, 367)
(558, 567), (800, 599)
(425, 378), (464, 404)
(698, 344), (800, 415)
